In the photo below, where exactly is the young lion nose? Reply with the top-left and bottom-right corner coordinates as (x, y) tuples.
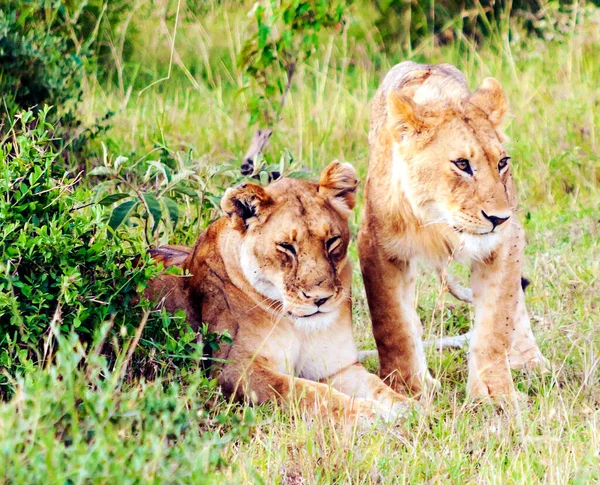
(482, 210), (510, 228)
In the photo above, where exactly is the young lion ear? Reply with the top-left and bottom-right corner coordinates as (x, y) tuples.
(387, 91), (429, 140)
(221, 183), (272, 230)
(319, 160), (359, 214)
(470, 77), (508, 127)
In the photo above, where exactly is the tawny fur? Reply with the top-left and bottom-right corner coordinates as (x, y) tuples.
(146, 162), (412, 423)
(358, 62), (548, 400)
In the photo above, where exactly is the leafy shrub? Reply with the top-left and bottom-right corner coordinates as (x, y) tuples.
(89, 146), (242, 247)
(0, 108), (159, 394)
(0, 2), (85, 135)
(0, 0), (134, 159)
(373, 0), (600, 50)
(239, 0), (350, 127)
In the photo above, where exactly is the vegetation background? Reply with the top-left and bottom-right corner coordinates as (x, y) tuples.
(0, 0), (599, 483)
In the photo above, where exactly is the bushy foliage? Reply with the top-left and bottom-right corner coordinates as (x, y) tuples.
(0, 2), (85, 133)
(373, 0), (600, 50)
(239, 0), (350, 126)
(0, 0), (134, 157)
(89, 147), (242, 247)
(0, 108), (159, 392)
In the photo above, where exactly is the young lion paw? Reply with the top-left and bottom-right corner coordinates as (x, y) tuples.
(509, 346), (551, 374)
(466, 363), (516, 403)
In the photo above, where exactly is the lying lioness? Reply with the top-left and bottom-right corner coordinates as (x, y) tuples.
(147, 161), (410, 422)
(359, 62), (548, 400)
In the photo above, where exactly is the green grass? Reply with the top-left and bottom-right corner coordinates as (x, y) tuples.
(2, 1), (600, 483)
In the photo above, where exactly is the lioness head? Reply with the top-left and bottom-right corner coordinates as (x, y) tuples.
(387, 78), (515, 240)
(221, 161), (358, 331)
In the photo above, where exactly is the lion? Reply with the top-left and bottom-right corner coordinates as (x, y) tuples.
(358, 61), (548, 400)
(146, 161), (411, 423)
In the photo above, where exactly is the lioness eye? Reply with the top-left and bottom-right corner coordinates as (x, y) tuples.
(277, 243), (296, 255)
(498, 157), (510, 171)
(326, 236), (341, 252)
(452, 158), (473, 175)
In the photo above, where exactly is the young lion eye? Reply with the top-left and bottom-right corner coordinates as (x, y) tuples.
(277, 243), (296, 256)
(326, 236), (341, 253)
(452, 158), (473, 176)
(498, 157), (510, 171)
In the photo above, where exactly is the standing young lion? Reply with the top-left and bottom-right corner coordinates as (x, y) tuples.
(147, 161), (410, 423)
(358, 62), (548, 400)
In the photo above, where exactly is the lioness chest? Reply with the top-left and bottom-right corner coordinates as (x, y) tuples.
(202, 287), (359, 381)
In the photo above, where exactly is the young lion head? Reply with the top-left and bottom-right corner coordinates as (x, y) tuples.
(387, 78), (516, 242)
(221, 161), (358, 331)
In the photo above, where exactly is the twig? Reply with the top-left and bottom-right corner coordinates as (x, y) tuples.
(43, 303), (63, 369)
(241, 61), (296, 176)
(277, 62), (296, 119)
(117, 309), (150, 382)
(138, 0), (182, 97)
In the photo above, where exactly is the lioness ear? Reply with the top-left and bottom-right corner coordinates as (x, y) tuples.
(221, 183), (272, 229)
(387, 91), (428, 140)
(148, 245), (191, 267)
(319, 160), (359, 214)
(470, 77), (508, 127)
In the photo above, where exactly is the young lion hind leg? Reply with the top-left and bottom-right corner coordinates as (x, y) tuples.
(219, 359), (380, 425)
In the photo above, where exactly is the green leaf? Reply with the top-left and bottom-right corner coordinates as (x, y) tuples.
(163, 197), (179, 228)
(173, 185), (198, 198)
(89, 166), (115, 176)
(143, 192), (162, 234)
(114, 155), (128, 171)
(259, 171), (269, 186)
(108, 200), (138, 234)
(97, 193), (131, 206)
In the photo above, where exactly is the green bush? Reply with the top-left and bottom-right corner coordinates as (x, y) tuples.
(373, 0), (599, 50)
(0, 0), (135, 158)
(0, 108), (160, 394)
(0, 2), (85, 135)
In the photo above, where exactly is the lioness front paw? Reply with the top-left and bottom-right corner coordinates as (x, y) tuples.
(342, 399), (381, 425)
(371, 398), (418, 423)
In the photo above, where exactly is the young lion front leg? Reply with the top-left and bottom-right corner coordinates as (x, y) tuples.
(358, 232), (431, 396)
(509, 286), (548, 372)
(467, 223), (526, 400)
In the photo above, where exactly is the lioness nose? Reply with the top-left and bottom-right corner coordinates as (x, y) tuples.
(315, 296), (331, 307)
(301, 290), (334, 306)
(482, 210), (510, 228)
